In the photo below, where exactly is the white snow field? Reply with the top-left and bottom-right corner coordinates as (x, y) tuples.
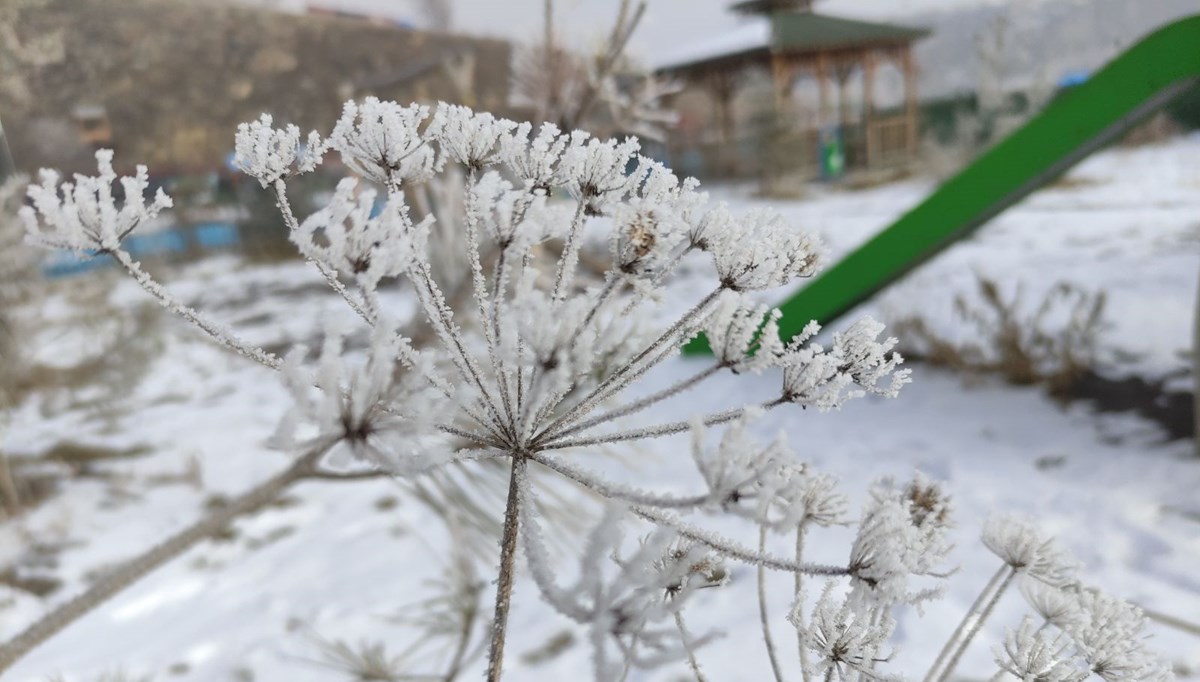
(2, 134), (1199, 680)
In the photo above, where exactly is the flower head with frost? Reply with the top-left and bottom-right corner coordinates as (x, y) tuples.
(983, 516), (1079, 587)
(685, 202), (734, 252)
(995, 617), (1089, 682)
(292, 178), (431, 292)
(329, 97), (437, 187)
(560, 135), (643, 216)
(793, 583), (901, 681)
(709, 208), (823, 291)
(234, 114), (325, 188)
(847, 474), (953, 609)
(21, 150), (172, 253)
(763, 463), (849, 532)
(427, 103), (518, 171)
(275, 327), (448, 476)
(1020, 579), (1082, 630)
(780, 317), (910, 411)
(689, 413), (788, 518)
(1067, 588), (1174, 682)
(520, 505), (721, 682)
(497, 122), (573, 192)
(703, 292), (786, 374)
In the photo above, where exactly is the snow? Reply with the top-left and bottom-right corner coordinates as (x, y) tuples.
(3, 135), (1200, 679)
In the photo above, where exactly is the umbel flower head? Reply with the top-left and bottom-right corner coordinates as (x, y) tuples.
(275, 325), (450, 476)
(794, 583), (901, 682)
(983, 516), (1079, 587)
(22, 149), (173, 253)
(995, 617), (1089, 682)
(847, 474), (954, 609)
(234, 113), (326, 188)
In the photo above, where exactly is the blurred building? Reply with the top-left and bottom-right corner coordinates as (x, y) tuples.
(0, 0), (509, 174)
(656, 0), (928, 184)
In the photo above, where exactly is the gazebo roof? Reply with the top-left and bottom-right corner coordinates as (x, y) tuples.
(655, 11), (929, 74)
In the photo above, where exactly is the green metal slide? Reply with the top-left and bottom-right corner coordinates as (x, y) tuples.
(688, 14), (1200, 354)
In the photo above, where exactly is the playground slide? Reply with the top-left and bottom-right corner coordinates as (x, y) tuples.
(688, 14), (1200, 355)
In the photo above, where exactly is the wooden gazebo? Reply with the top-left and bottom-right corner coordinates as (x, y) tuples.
(656, 0), (929, 180)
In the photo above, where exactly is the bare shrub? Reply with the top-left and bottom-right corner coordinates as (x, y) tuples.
(894, 274), (1107, 396)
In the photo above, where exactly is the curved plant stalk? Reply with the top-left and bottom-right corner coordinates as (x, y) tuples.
(0, 449), (326, 672)
(758, 526), (787, 682)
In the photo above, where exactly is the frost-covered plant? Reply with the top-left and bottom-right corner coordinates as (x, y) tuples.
(9, 98), (1173, 682)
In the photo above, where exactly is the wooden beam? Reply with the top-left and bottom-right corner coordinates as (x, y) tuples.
(816, 52), (831, 128)
(863, 50), (877, 168)
(903, 45), (919, 157)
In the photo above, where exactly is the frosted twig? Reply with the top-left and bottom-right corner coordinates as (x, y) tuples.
(529, 452), (712, 509)
(758, 525), (787, 682)
(634, 507), (850, 576)
(110, 248), (281, 370)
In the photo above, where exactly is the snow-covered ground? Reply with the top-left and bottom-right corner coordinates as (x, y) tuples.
(2, 135), (1199, 680)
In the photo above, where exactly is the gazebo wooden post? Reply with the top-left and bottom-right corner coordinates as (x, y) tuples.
(771, 52), (794, 113)
(862, 49), (877, 169)
(711, 70), (736, 145)
(836, 58), (854, 130)
(709, 69), (737, 175)
(816, 51), (831, 128)
(902, 45), (919, 156)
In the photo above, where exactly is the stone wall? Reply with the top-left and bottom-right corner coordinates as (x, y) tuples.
(0, 0), (512, 173)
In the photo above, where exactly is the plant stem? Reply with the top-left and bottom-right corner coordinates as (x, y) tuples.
(796, 526), (810, 682)
(758, 526), (786, 682)
(0, 450), (321, 673)
(674, 610), (707, 682)
(110, 249), (281, 370)
(486, 455), (527, 682)
(931, 564), (1017, 682)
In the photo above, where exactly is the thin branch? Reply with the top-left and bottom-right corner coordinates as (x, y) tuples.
(529, 452), (712, 509)
(634, 507), (851, 577)
(925, 563), (1015, 682)
(543, 399), (783, 451)
(796, 527), (811, 682)
(674, 610), (708, 682)
(535, 286), (724, 442)
(758, 526), (787, 682)
(551, 362), (725, 440)
(272, 179), (374, 325)
(110, 248), (281, 370)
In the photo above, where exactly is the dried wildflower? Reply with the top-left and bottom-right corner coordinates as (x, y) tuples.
(709, 208), (823, 291)
(995, 617), (1089, 682)
(560, 135), (643, 216)
(291, 178), (431, 294)
(427, 103), (518, 171)
(1020, 579), (1082, 631)
(795, 583), (901, 681)
(275, 327), (449, 476)
(329, 97), (438, 188)
(497, 121), (573, 192)
(703, 292), (785, 374)
(234, 113), (325, 188)
(780, 316), (910, 411)
(848, 474), (953, 609)
(983, 516), (1079, 587)
(21, 150), (172, 253)
(1068, 588), (1175, 682)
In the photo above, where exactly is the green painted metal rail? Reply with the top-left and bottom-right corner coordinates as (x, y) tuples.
(687, 14), (1200, 354)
